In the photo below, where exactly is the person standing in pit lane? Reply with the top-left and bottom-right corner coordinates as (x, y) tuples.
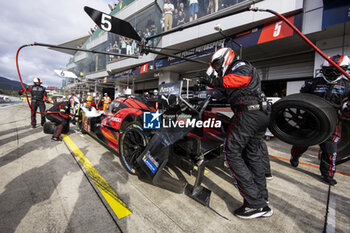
(86, 92), (93, 110)
(290, 55), (350, 186)
(46, 100), (71, 141)
(19, 77), (47, 128)
(201, 47), (272, 219)
(102, 93), (111, 111)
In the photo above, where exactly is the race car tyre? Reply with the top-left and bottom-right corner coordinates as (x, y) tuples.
(43, 121), (69, 134)
(43, 122), (54, 134)
(337, 120), (350, 163)
(269, 93), (337, 146)
(78, 111), (87, 134)
(119, 122), (148, 175)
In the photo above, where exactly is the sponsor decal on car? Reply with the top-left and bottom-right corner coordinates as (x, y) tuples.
(111, 117), (123, 123)
(142, 151), (158, 174)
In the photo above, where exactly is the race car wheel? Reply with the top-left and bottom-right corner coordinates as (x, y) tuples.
(337, 120), (350, 163)
(119, 123), (148, 175)
(43, 121), (69, 134)
(269, 93), (337, 146)
(78, 111), (87, 134)
(43, 122), (54, 134)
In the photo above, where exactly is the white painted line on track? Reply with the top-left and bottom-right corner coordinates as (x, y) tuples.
(326, 193), (336, 233)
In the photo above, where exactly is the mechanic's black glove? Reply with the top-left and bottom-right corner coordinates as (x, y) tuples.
(200, 73), (221, 87)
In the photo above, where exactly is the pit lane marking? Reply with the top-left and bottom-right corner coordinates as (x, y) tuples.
(326, 193), (336, 233)
(62, 134), (132, 219)
(269, 155), (350, 177)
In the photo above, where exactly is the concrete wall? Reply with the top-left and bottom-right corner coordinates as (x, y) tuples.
(114, 0), (154, 20)
(302, 0), (323, 34)
(86, 33), (108, 50)
(158, 71), (179, 84)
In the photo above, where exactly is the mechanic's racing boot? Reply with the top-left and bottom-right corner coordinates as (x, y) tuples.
(321, 175), (337, 186)
(265, 173), (273, 180)
(234, 205), (271, 219)
(290, 156), (299, 167)
(51, 136), (62, 141)
(261, 206), (273, 218)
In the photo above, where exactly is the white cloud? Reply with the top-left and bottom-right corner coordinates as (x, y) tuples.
(0, 0), (111, 87)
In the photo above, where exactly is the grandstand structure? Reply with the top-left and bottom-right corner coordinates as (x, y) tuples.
(61, 0), (350, 98)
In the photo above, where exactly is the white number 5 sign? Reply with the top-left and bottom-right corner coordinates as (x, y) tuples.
(273, 21), (283, 37)
(101, 14), (112, 31)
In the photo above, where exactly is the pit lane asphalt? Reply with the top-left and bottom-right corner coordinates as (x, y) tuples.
(1, 103), (350, 233)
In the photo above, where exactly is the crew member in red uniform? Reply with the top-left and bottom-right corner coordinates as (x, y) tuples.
(46, 101), (71, 141)
(19, 78), (47, 128)
(201, 47), (272, 219)
(290, 55), (350, 186)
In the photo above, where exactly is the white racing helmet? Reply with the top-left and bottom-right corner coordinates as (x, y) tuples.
(210, 47), (236, 77)
(340, 98), (350, 118)
(206, 66), (218, 77)
(33, 77), (42, 85)
(321, 55), (350, 83)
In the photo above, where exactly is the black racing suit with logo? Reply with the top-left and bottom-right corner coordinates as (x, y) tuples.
(291, 76), (350, 179)
(217, 60), (270, 209)
(46, 102), (70, 138)
(30, 85), (47, 127)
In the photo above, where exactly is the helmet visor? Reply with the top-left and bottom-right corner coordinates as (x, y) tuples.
(211, 57), (223, 72)
(322, 66), (346, 80)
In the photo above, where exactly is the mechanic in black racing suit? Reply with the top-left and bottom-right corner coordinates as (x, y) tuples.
(46, 100), (71, 141)
(201, 47), (272, 219)
(290, 55), (350, 186)
(19, 78), (47, 128)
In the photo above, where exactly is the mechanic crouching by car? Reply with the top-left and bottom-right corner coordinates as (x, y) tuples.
(46, 100), (71, 141)
(201, 47), (272, 219)
(290, 55), (350, 186)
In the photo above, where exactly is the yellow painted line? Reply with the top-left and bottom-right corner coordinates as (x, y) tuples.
(62, 134), (132, 219)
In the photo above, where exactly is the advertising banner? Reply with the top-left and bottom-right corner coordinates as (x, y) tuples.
(322, 0), (350, 28)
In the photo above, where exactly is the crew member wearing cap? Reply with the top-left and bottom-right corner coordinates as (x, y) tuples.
(86, 92), (93, 110)
(102, 93), (111, 111)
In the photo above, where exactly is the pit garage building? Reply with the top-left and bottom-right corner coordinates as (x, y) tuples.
(60, 0), (350, 98)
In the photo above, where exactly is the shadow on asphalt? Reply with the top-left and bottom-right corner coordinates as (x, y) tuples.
(0, 153), (78, 232)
